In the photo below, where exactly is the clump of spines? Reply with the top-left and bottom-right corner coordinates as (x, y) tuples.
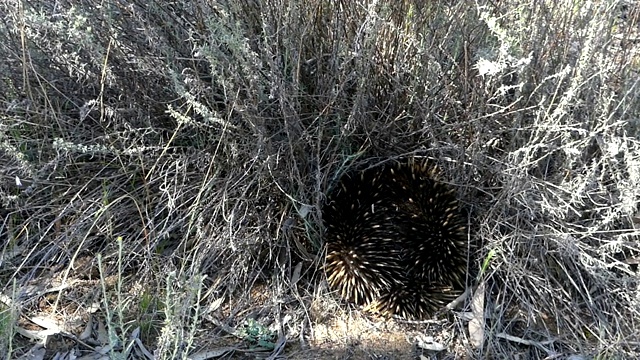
(323, 157), (467, 319)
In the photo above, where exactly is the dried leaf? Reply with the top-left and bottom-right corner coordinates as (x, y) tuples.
(469, 281), (485, 349)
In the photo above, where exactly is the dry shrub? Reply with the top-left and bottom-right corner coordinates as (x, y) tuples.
(0, 0), (639, 358)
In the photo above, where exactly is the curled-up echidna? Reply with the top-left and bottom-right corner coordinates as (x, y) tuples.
(323, 158), (467, 319)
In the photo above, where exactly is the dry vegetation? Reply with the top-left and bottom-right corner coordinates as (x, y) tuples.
(1, 0), (639, 359)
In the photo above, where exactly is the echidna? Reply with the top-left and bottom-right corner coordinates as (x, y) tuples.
(323, 158), (467, 319)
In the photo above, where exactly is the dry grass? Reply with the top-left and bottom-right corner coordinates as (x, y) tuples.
(1, 0), (639, 359)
